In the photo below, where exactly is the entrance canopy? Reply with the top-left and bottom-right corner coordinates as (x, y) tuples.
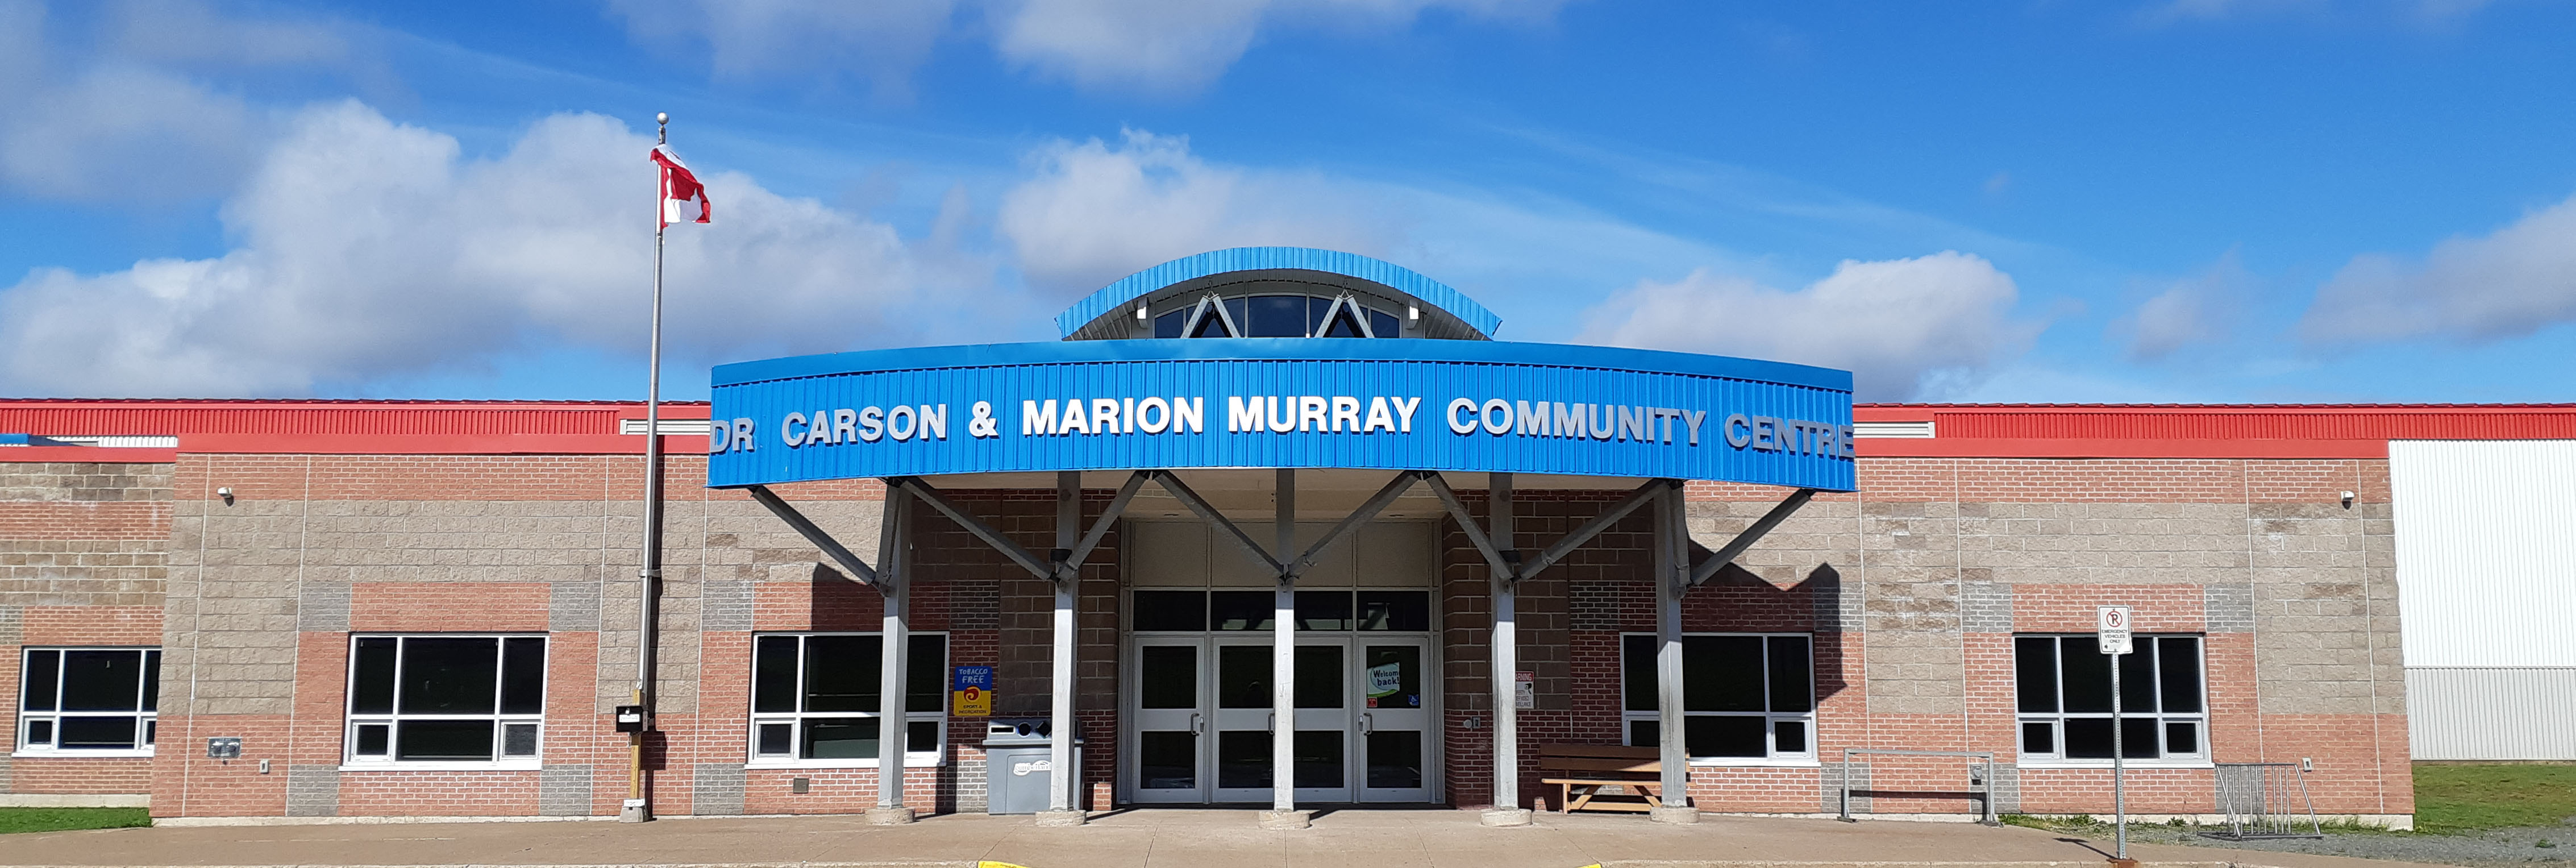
(708, 339), (1854, 491)
(698, 248), (1855, 825)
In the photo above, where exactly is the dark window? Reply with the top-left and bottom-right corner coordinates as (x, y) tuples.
(1682, 636), (1765, 712)
(1217, 645), (1268, 709)
(397, 638), (497, 715)
(2158, 637), (2203, 713)
(1318, 305), (1368, 337)
(1621, 634), (1658, 712)
(747, 633), (948, 763)
(2014, 634), (2205, 762)
(1154, 309), (1186, 338)
(752, 636), (799, 713)
(1620, 633), (1815, 760)
(1767, 636), (1813, 712)
(1296, 591), (1352, 630)
(20, 649), (59, 712)
(1368, 309), (1400, 338)
(1245, 295), (1310, 337)
(345, 636), (546, 765)
(1188, 309), (1233, 338)
(1293, 645), (1343, 708)
(18, 647), (159, 754)
(1355, 591), (1429, 631)
(500, 638), (545, 715)
(397, 720), (494, 762)
(1210, 591), (1274, 631)
(1132, 591), (1206, 631)
(2013, 637), (2058, 713)
(1138, 646), (1197, 709)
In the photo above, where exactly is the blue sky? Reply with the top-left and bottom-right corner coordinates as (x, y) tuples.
(2, 0), (2572, 403)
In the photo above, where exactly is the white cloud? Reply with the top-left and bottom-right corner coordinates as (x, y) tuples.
(2145, 0), (2491, 23)
(992, 0), (1563, 94)
(107, 0), (357, 69)
(2298, 190), (2576, 345)
(995, 128), (1394, 295)
(0, 61), (269, 202)
(1576, 252), (2042, 401)
(2115, 252), (2248, 360)
(0, 0), (383, 203)
(0, 102), (982, 396)
(605, 0), (1563, 97)
(605, 0), (958, 98)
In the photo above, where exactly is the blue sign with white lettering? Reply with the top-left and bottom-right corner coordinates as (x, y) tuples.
(707, 339), (1854, 491)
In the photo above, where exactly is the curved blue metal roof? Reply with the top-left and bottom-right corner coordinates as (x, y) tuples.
(1052, 247), (1504, 339)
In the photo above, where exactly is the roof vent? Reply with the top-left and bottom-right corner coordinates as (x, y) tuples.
(620, 418), (713, 436)
(1852, 421), (1934, 439)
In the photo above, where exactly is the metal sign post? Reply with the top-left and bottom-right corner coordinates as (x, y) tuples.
(2098, 605), (2133, 862)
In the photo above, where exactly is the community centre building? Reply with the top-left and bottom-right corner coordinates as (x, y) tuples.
(5, 247), (2573, 829)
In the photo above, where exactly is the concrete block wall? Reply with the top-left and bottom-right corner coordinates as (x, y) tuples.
(0, 459), (172, 803)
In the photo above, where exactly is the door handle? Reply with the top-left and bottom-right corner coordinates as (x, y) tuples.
(1266, 712), (1276, 734)
(1190, 712), (1203, 736)
(1360, 713), (1373, 735)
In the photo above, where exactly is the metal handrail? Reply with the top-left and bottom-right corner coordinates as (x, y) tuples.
(1838, 747), (1999, 825)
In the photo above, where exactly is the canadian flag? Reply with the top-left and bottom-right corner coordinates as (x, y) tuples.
(650, 146), (712, 227)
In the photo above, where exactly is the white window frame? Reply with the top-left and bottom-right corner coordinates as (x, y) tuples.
(14, 646), (159, 757)
(745, 632), (948, 770)
(340, 634), (547, 771)
(1618, 632), (1818, 767)
(2013, 633), (2210, 769)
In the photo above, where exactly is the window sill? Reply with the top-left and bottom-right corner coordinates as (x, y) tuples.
(11, 749), (156, 759)
(1687, 757), (1822, 768)
(2016, 759), (2214, 770)
(744, 757), (946, 770)
(336, 761), (543, 772)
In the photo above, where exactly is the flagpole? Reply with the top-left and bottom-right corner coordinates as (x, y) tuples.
(625, 111), (671, 824)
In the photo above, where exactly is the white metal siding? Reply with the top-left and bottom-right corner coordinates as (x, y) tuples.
(2389, 440), (2576, 668)
(2406, 667), (2576, 761)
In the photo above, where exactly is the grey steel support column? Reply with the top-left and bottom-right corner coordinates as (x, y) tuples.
(871, 485), (916, 823)
(1483, 473), (1533, 827)
(1650, 484), (1697, 823)
(1262, 468), (1308, 829)
(1041, 472), (1085, 825)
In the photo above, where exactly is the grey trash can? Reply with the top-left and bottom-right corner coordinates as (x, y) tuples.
(983, 719), (1081, 815)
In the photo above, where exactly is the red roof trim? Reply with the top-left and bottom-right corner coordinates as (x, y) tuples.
(0, 446), (178, 463)
(174, 434), (706, 455)
(1859, 438), (2389, 460)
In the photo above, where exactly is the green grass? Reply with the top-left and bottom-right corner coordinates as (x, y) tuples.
(2415, 763), (2576, 834)
(0, 807), (151, 834)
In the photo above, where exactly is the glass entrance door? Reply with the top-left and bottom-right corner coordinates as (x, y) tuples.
(1206, 638), (1355, 803)
(1127, 638), (1204, 804)
(1356, 638), (1433, 801)
(1121, 588), (1438, 805)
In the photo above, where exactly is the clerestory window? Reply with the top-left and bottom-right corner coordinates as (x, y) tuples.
(1152, 294), (1403, 339)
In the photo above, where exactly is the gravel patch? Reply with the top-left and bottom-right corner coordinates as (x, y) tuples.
(2047, 819), (2576, 867)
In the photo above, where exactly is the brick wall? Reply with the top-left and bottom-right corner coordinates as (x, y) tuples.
(1432, 458), (2407, 819)
(120, 451), (2409, 820)
(1, 460), (171, 801)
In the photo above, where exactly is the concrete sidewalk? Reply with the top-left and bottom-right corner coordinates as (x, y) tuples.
(1, 810), (2446, 868)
